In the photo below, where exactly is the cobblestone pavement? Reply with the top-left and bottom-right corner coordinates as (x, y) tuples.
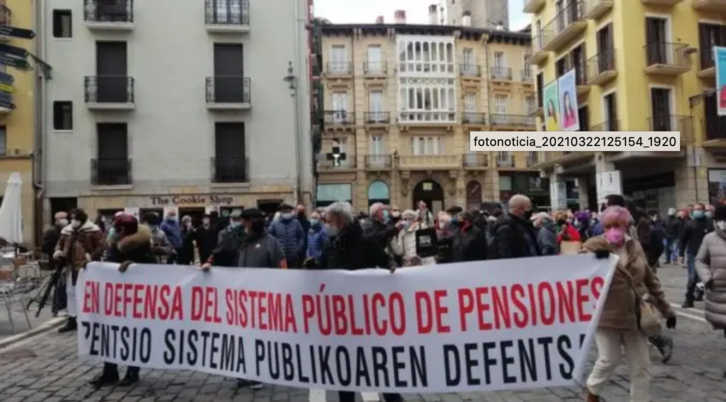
(0, 265), (725, 402)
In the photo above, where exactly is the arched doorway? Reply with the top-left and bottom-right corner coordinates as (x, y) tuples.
(367, 181), (390, 206)
(466, 180), (482, 210)
(413, 180), (444, 213)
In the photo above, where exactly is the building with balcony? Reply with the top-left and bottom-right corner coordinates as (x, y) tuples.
(312, 19), (544, 212)
(525, 0), (726, 213)
(0, 0), (37, 244)
(39, 0), (312, 222)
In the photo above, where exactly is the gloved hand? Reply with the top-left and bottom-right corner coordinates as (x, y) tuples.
(594, 249), (610, 259)
(706, 279), (714, 291)
(666, 315), (677, 329)
(199, 263), (211, 272)
(389, 265), (397, 274)
(118, 261), (133, 273)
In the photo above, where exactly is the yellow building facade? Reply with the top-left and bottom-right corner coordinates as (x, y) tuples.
(0, 0), (36, 245)
(315, 24), (542, 213)
(526, 0), (726, 213)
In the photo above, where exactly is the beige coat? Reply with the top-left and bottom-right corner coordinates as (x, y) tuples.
(695, 231), (726, 329)
(583, 236), (673, 331)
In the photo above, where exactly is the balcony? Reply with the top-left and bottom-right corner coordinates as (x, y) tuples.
(527, 34), (551, 66)
(462, 153), (490, 169)
(365, 154), (393, 170)
(573, 67), (590, 96)
(399, 111), (457, 125)
(526, 152), (540, 167)
(642, 0), (683, 6)
(211, 157), (249, 183)
(698, 48), (717, 79)
(323, 111), (356, 128)
(521, 69), (533, 84)
(0, 6), (10, 41)
(317, 154), (356, 171)
(206, 77), (251, 110)
(84, 76), (135, 110)
(586, 50), (617, 86)
(648, 115), (694, 144)
(462, 112), (487, 126)
(703, 116), (726, 141)
(364, 61), (387, 77)
(460, 64), (482, 78)
(91, 158), (132, 186)
(523, 0), (546, 13)
(693, 0), (726, 12)
(644, 42), (692, 76)
(542, 1), (587, 52)
(397, 154), (461, 170)
(491, 66), (513, 82)
(364, 112), (391, 126)
(325, 62), (352, 78)
(496, 153), (516, 168)
(490, 114), (536, 130)
(583, 0), (614, 20)
(83, 0), (134, 31)
(205, 0), (250, 33)
(590, 120), (620, 131)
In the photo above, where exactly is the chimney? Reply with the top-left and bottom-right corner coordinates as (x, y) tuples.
(462, 11), (471, 27)
(394, 10), (406, 24)
(375, 16), (384, 24)
(428, 4), (438, 25)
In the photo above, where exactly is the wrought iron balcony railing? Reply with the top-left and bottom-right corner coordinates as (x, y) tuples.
(326, 62), (352, 75)
(84, 0), (134, 23)
(462, 153), (489, 168)
(496, 153), (515, 168)
(91, 158), (132, 186)
(323, 110), (355, 125)
(490, 114), (536, 127)
(648, 114), (694, 143)
(365, 154), (392, 168)
(644, 42), (691, 68)
(587, 50), (615, 79)
(211, 157), (249, 183)
(462, 112), (487, 125)
(364, 112), (390, 124)
(84, 76), (135, 103)
(491, 66), (513, 80)
(206, 77), (251, 103)
(205, 0), (250, 25)
(0, 5), (11, 26)
(364, 61), (387, 74)
(460, 64), (481, 77)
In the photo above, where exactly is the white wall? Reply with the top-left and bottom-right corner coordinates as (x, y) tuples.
(41, 0), (312, 197)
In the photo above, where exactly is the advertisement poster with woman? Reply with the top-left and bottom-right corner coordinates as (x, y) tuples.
(716, 46), (726, 116)
(543, 81), (561, 131)
(558, 69), (580, 131)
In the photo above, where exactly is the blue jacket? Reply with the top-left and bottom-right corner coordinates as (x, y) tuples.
(269, 218), (305, 260)
(306, 225), (328, 260)
(590, 221), (604, 237)
(161, 219), (183, 248)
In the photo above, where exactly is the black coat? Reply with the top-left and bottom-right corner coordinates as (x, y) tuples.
(679, 217), (713, 257)
(41, 227), (61, 257)
(664, 216), (682, 240)
(451, 224), (488, 263)
(106, 226), (156, 265)
(210, 227), (245, 267)
(177, 228), (196, 265)
(491, 213), (541, 259)
(318, 222), (394, 271)
(192, 226), (219, 263)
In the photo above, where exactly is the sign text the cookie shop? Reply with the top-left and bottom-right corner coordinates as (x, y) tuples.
(150, 195), (235, 206)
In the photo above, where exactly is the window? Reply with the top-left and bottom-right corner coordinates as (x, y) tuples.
(525, 96), (536, 114)
(578, 106), (589, 131)
(94, 123), (129, 185)
(494, 52), (505, 67)
(604, 92), (618, 131)
(556, 57), (569, 77)
(0, 126), (5, 156)
(53, 101), (73, 130)
(410, 136), (444, 155)
(370, 135), (384, 155)
(214, 122), (248, 182)
(330, 45), (348, 73)
(494, 95), (508, 113)
(699, 24), (726, 70)
(53, 10), (72, 38)
(367, 45), (383, 73)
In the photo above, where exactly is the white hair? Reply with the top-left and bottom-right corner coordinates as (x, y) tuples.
(438, 211), (451, 222)
(369, 202), (386, 217)
(114, 211), (125, 217)
(531, 212), (550, 222)
(326, 202), (355, 224)
(401, 209), (417, 219)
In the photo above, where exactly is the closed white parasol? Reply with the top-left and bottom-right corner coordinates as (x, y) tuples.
(0, 172), (23, 244)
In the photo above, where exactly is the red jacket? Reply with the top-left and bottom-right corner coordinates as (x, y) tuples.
(557, 223), (582, 244)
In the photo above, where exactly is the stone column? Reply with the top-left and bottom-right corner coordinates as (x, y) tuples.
(594, 152), (622, 207)
(577, 175), (590, 210)
(550, 174), (567, 210)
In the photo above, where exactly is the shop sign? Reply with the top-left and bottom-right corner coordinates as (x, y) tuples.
(150, 194), (235, 206)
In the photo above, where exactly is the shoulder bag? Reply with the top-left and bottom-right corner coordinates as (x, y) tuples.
(619, 265), (661, 336)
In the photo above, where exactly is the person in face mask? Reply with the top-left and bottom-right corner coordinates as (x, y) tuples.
(680, 203), (714, 308)
(582, 206), (675, 402)
(189, 215), (218, 265)
(360, 203), (400, 261)
(490, 194), (540, 259)
(42, 212), (68, 261)
(664, 207), (682, 264)
(54, 209), (105, 333)
(143, 212), (173, 264)
(160, 210), (182, 264)
(304, 211), (328, 264)
(268, 204), (306, 268)
(201, 210), (245, 269)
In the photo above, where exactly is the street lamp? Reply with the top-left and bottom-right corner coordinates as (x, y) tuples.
(283, 61), (297, 97)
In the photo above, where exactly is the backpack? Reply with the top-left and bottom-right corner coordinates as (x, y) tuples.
(649, 223), (665, 261)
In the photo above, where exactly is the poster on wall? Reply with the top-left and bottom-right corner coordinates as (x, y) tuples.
(543, 81), (561, 131)
(557, 69), (580, 132)
(715, 47), (726, 116)
(123, 207), (139, 220)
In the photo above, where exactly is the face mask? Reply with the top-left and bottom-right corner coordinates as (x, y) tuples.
(282, 213), (293, 220)
(58, 219), (68, 227)
(438, 221), (446, 229)
(523, 209), (533, 220)
(202, 220), (210, 227)
(325, 224), (339, 237)
(107, 227), (116, 241)
(706, 211), (712, 218)
(251, 220), (265, 234)
(651, 215), (658, 221)
(557, 219), (567, 225)
(604, 227), (626, 246)
(71, 219), (82, 229)
(167, 216), (176, 221)
(382, 210), (391, 223)
(718, 221), (726, 231)
(310, 218), (319, 227)
(401, 221), (410, 229)
(449, 220), (459, 229)
(229, 221), (241, 229)
(148, 224), (158, 230)
(693, 211), (705, 219)
(668, 209), (676, 216)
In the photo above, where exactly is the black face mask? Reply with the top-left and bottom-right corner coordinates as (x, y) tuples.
(251, 220), (265, 234)
(557, 219), (567, 225)
(523, 209), (533, 220)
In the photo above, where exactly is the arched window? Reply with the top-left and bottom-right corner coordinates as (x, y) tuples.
(368, 181), (390, 206)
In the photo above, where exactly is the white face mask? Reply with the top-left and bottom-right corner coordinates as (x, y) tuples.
(57, 218), (69, 227)
(438, 221), (446, 229)
(71, 219), (82, 229)
(717, 221), (726, 231)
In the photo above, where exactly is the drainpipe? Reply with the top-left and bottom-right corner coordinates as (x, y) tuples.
(292, 0), (303, 205)
(32, 0), (46, 244)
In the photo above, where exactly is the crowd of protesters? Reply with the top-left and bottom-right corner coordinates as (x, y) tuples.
(38, 194), (726, 402)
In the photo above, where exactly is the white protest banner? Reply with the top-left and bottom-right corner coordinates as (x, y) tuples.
(77, 255), (617, 393)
